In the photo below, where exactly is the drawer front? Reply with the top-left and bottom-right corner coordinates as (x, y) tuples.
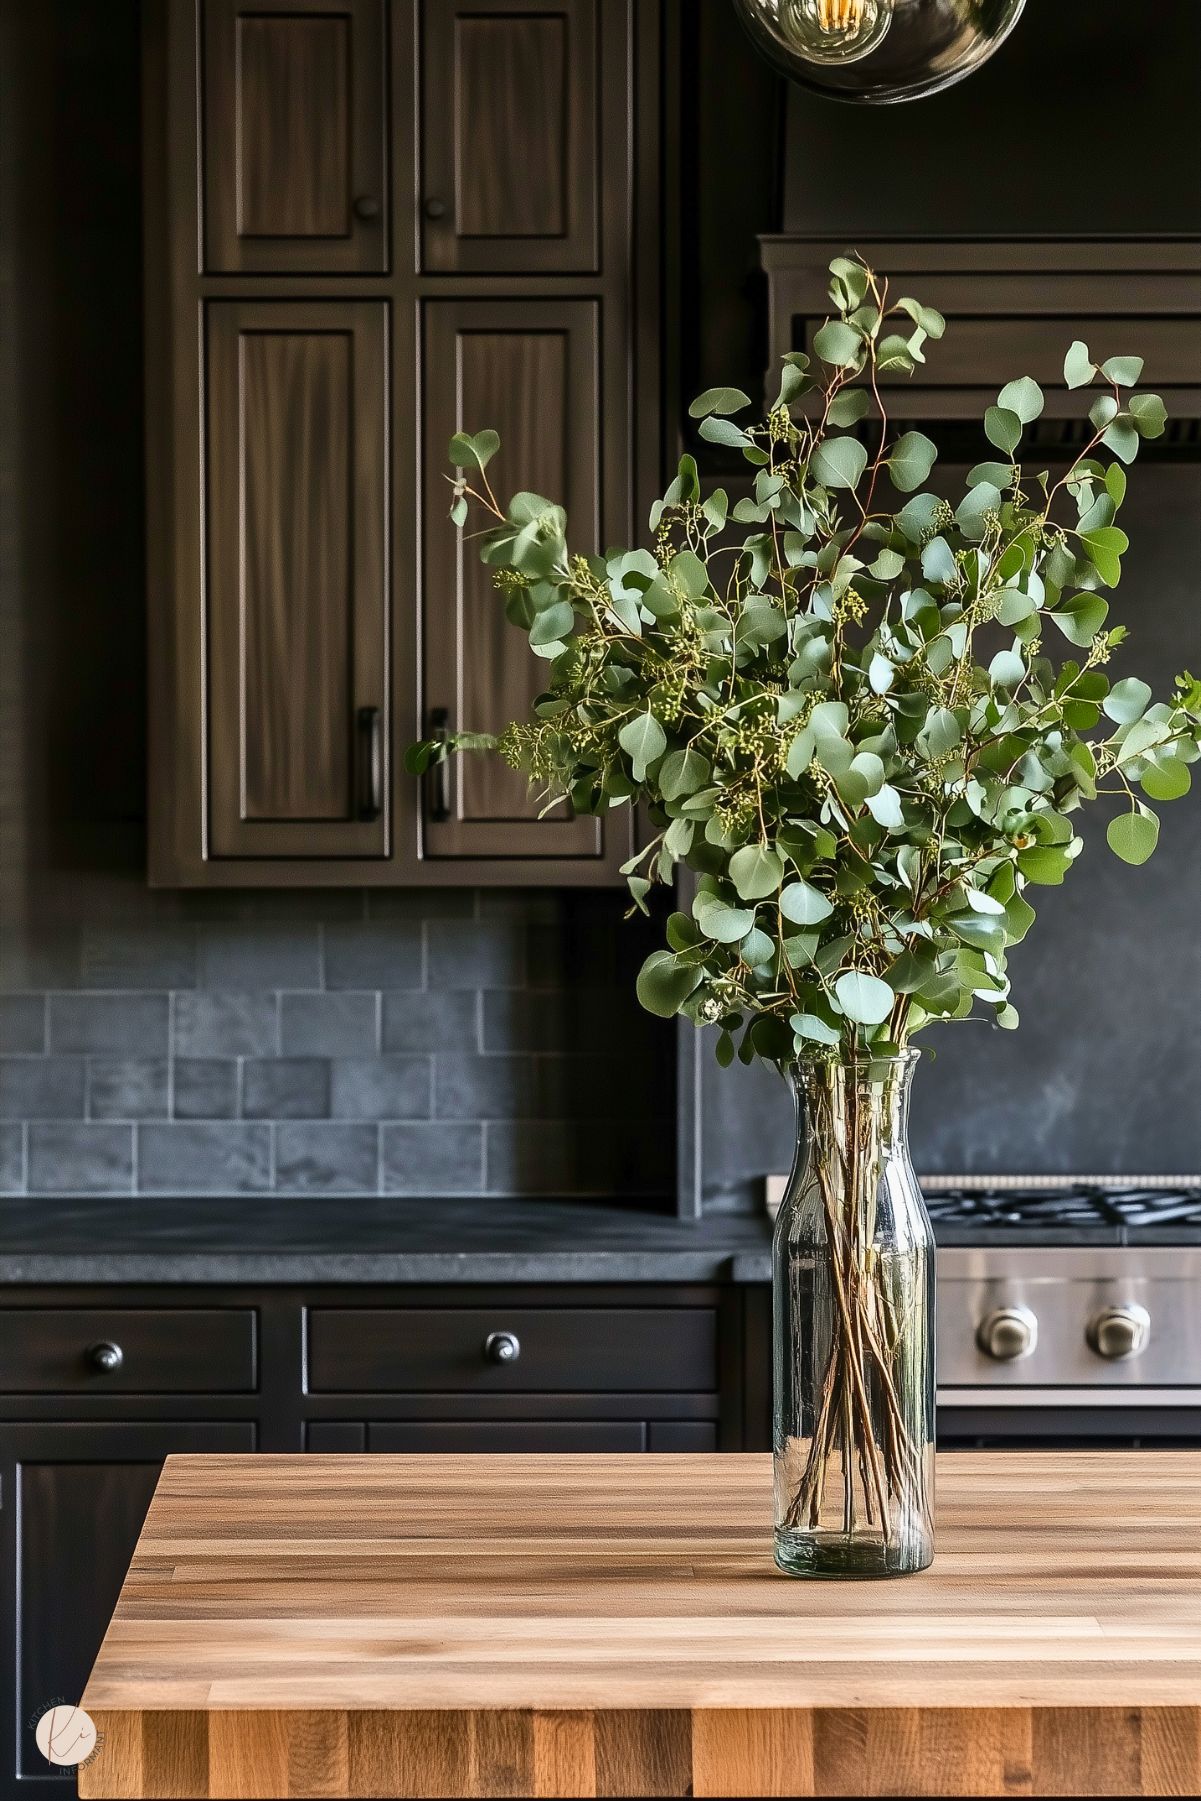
(0, 1309), (257, 1393)
(307, 1307), (718, 1394)
(367, 1421), (645, 1452)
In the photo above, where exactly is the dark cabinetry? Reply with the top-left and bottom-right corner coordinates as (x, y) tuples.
(420, 0), (598, 275)
(0, 1281), (743, 1788)
(206, 300), (390, 858)
(1, 1420), (255, 1795)
(147, 0), (655, 885)
(203, 0), (388, 273)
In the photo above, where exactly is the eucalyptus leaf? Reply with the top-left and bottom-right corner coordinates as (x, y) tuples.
(688, 386), (752, 418)
(1106, 807), (1159, 865)
(833, 970), (895, 1027)
(729, 844), (785, 901)
(810, 435), (868, 490)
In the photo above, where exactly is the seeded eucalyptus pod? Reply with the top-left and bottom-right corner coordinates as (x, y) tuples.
(409, 254), (1200, 1071)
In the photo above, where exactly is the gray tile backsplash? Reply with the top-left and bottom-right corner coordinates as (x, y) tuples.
(0, 891), (673, 1198)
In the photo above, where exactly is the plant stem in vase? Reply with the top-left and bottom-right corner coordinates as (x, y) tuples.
(774, 1049), (934, 1576)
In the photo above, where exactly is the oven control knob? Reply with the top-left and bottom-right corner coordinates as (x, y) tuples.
(1088, 1303), (1151, 1361)
(977, 1305), (1038, 1362)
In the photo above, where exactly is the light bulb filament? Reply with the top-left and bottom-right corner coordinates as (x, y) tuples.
(815, 0), (868, 30)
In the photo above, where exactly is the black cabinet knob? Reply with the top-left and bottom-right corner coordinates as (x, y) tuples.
(483, 1331), (520, 1365)
(89, 1341), (124, 1373)
(424, 197), (448, 220)
(353, 194), (381, 221)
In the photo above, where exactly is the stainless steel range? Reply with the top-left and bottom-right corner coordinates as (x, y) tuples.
(766, 1176), (1201, 1444)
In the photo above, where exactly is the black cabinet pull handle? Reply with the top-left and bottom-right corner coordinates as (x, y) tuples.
(358, 705), (383, 821)
(89, 1341), (123, 1373)
(428, 706), (451, 823)
(353, 194), (381, 221)
(483, 1331), (520, 1365)
(424, 196), (447, 220)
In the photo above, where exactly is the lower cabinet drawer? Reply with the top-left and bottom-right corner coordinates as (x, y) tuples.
(0, 1308), (257, 1393)
(368, 1421), (645, 1452)
(305, 1420), (719, 1453)
(306, 1306), (718, 1394)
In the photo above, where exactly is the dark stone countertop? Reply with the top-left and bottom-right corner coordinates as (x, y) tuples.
(2, 1196), (1196, 1286)
(0, 1195), (775, 1285)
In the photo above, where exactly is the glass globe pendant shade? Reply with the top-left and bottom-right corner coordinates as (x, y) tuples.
(732, 0), (1027, 104)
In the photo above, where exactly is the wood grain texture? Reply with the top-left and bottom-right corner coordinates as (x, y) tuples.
(421, 300), (603, 861)
(206, 299), (389, 860)
(203, 0), (387, 273)
(420, 0), (597, 274)
(79, 1452), (1201, 1796)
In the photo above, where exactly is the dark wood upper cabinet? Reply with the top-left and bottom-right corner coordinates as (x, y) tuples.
(145, 0), (654, 884)
(206, 301), (389, 858)
(421, 299), (605, 861)
(420, 0), (598, 274)
(203, 0), (388, 273)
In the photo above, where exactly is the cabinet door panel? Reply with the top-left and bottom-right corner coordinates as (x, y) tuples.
(0, 1422), (254, 1794)
(206, 301), (389, 859)
(421, 0), (597, 273)
(421, 300), (604, 861)
(204, 0), (387, 272)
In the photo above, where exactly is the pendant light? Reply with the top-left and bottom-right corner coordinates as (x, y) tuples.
(732, 0), (1027, 104)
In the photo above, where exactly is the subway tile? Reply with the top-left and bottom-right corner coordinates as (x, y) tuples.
(0, 1057), (85, 1119)
(433, 1054), (536, 1120)
(80, 924), (196, 989)
(197, 924), (321, 990)
(425, 919), (525, 990)
(49, 993), (170, 1055)
(0, 994), (46, 1053)
(381, 991), (478, 1053)
(173, 992), (278, 1058)
(382, 1122), (484, 1195)
(323, 923), (422, 991)
(366, 889), (476, 921)
(242, 1058), (330, 1119)
(175, 888), (366, 924)
(329, 1057), (431, 1120)
(137, 1122), (271, 1193)
(172, 1058), (239, 1119)
(0, 1123), (25, 1191)
(87, 1058), (169, 1120)
(28, 1123), (134, 1193)
(280, 992), (377, 1056)
(276, 1122), (379, 1193)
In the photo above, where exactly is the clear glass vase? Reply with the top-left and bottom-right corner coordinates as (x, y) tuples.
(773, 1049), (935, 1577)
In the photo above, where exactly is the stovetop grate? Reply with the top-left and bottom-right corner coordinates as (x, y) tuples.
(922, 1181), (1201, 1230)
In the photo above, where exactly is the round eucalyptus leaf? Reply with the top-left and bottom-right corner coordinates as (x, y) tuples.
(810, 435), (868, 491)
(833, 970), (894, 1027)
(1103, 678), (1152, 725)
(779, 880), (833, 926)
(1106, 807), (1159, 865)
(636, 951), (702, 1018)
(728, 843), (785, 901)
(997, 377), (1044, 424)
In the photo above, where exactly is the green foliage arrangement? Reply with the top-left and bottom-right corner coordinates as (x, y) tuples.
(410, 255), (1201, 1070)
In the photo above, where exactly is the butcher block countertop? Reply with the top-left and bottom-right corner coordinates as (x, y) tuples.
(80, 1451), (1200, 1799)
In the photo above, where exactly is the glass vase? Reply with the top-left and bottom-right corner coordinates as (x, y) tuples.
(773, 1049), (935, 1577)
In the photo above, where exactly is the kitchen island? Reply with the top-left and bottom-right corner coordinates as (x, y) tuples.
(79, 1451), (1199, 1798)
